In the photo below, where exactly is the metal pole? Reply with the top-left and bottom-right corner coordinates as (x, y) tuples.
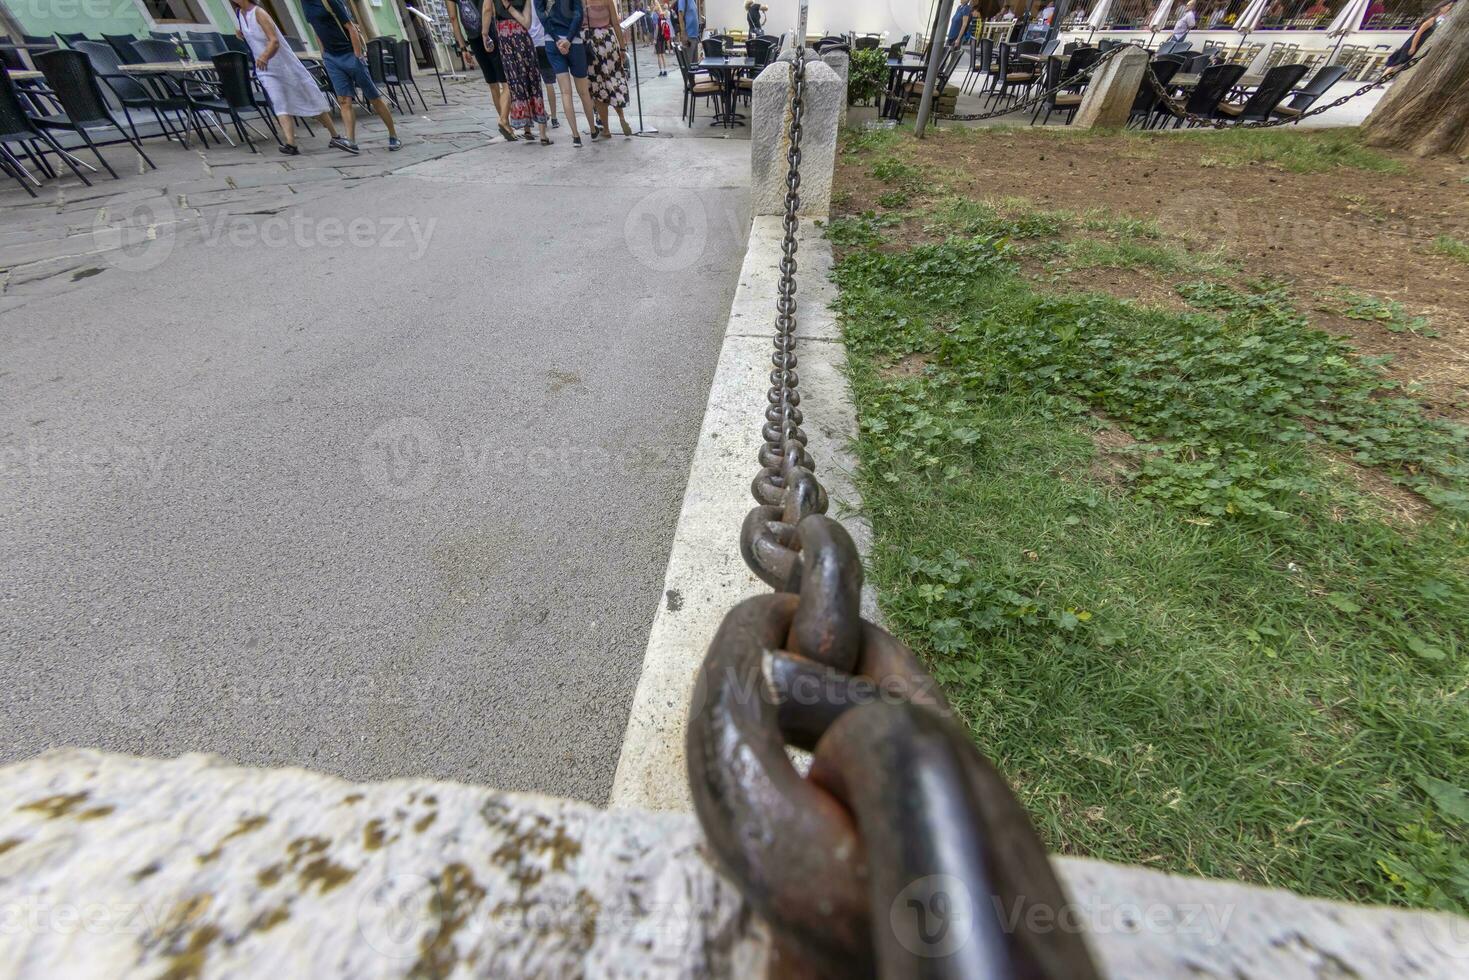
(798, 0), (809, 46)
(914, 0), (956, 138)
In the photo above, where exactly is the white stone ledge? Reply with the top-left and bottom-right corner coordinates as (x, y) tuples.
(2, 750), (1466, 978)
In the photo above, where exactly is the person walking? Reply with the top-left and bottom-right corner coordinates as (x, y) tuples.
(299, 0), (401, 152)
(675, 0), (700, 64)
(535, 0), (601, 147)
(497, 0), (552, 143)
(652, 2), (670, 75)
(447, 0), (516, 141)
(1170, 0), (1198, 44)
(527, 0), (561, 128)
(745, 1), (767, 37)
(229, 0), (342, 155)
(584, 0), (632, 137)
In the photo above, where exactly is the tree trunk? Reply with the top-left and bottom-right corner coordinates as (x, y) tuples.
(1360, 5), (1469, 160)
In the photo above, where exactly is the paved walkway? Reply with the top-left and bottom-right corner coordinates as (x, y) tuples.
(0, 56), (750, 804)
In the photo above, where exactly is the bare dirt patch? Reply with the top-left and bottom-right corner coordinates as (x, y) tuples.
(838, 128), (1469, 415)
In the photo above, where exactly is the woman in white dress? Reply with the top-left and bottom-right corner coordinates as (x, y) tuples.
(231, 0), (342, 155)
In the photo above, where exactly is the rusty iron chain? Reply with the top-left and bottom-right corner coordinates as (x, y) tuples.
(686, 34), (1101, 980)
(937, 43), (1125, 122)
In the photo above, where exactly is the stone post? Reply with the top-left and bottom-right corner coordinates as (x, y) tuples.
(821, 49), (849, 128)
(1071, 45), (1149, 130)
(752, 42), (843, 218)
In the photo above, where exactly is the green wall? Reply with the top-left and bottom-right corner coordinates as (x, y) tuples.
(0, 0), (404, 41)
(2, 0), (151, 37)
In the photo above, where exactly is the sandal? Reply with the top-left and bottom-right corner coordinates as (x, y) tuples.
(497, 124), (518, 141)
(521, 128), (533, 142)
(540, 135), (553, 145)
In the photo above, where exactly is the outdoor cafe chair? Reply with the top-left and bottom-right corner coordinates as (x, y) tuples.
(395, 39), (429, 111)
(1214, 62), (1308, 123)
(746, 36), (775, 69)
(855, 36), (880, 51)
(1172, 61), (1244, 127)
(673, 45), (720, 126)
(1184, 52), (1212, 73)
(284, 35), (307, 53)
(1039, 38), (1059, 58)
(366, 37), (412, 112)
(0, 65), (94, 196)
(131, 38), (186, 63)
(702, 37), (726, 59)
(72, 40), (197, 147)
(1271, 64), (1346, 121)
(895, 44), (963, 122)
(102, 34), (145, 64)
(185, 31), (227, 60)
(986, 42), (1035, 111)
(965, 36), (997, 95)
(21, 34), (53, 47)
(31, 49), (157, 177)
(181, 51), (281, 152)
(1130, 57), (1181, 128)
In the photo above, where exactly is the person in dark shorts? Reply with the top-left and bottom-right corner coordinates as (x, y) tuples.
(447, 0), (517, 140)
(299, 0), (401, 152)
(535, 0), (600, 148)
(528, 0), (561, 127)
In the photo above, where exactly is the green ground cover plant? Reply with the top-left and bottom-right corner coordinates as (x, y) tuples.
(828, 191), (1469, 914)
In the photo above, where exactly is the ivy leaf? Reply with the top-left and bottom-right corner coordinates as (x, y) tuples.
(1405, 636), (1447, 662)
(1414, 775), (1469, 824)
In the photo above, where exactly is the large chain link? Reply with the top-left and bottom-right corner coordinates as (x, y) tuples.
(686, 32), (1101, 980)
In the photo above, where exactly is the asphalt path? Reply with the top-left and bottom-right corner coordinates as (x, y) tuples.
(0, 136), (750, 803)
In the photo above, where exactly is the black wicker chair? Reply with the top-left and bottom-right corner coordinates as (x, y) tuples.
(1271, 64), (1346, 121)
(1173, 62), (1244, 127)
(394, 39), (429, 110)
(1130, 57), (1180, 128)
(365, 37), (410, 112)
(185, 31), (227, 60)
(131, 38), (186, 63)
(31, 49), (156, 177)
(101, 34), (145, 64)
(181, 51), (282, 152)
(0, 65), (94, 196)
(54, 32), (89, 47)
(1214, 62), (1308, 123)
(986, 41), (1035, 111)
(73, 40), (197, 147)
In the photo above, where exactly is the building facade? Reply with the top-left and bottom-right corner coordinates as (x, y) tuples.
(1, 0), (414, 53)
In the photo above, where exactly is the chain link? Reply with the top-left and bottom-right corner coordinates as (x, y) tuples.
(686, 30), (1101, 979)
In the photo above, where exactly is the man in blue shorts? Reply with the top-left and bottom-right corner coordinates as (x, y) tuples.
(300, 0), (402, 153)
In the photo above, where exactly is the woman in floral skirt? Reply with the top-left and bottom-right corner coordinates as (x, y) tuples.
(584, 0), (633, 137)
(496, 0), (553, 143)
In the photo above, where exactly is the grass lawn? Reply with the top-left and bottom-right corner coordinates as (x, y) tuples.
(829, 126), (1469, 915)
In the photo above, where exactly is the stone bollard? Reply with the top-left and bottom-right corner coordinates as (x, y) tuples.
(1072, 45), (1149, 130)
(821, 50), (849, 129)
(752, 50), (842, 218)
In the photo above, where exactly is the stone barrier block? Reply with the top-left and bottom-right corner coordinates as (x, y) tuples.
(1073, 46), (1150, 130)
